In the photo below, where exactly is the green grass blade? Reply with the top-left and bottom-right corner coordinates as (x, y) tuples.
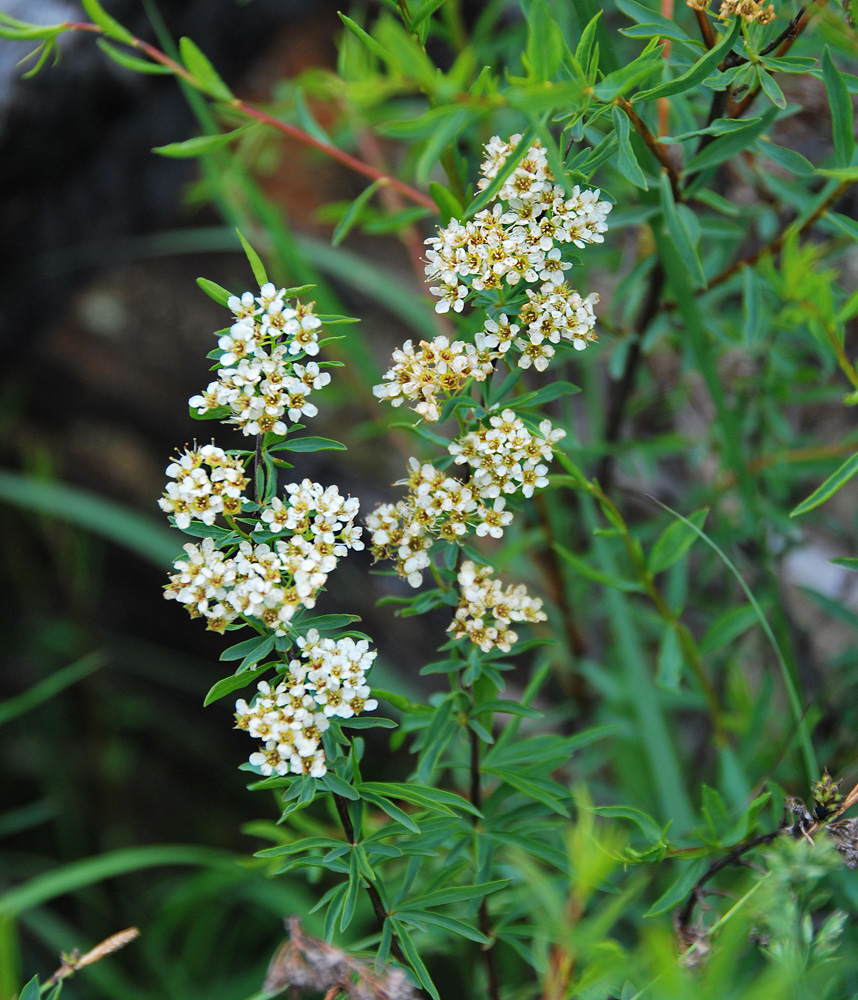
(0, 651), (105, 726)
(0, 472), (180, 568)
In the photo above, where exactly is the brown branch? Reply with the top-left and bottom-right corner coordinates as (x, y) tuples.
(333, 794), (407, 966)
(694, 9), (717, 48)
(706, 178), (854, 289)
(63, 21), (437, 212)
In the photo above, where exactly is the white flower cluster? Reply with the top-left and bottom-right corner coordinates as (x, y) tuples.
(424, 135), (611, 315)
(234, 630), (377, 778)
(372, 335), (496, 422)
(366, 458), (513, 588)
(163, 481), (363, 632)
(188, 283), (328, 437)
(448, 409), (566, 499)
(516, 282), (601, 362)
(448, 561), (547, 653)
(158, 444), (249, 529)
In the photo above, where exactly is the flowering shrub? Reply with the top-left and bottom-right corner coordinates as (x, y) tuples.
(6, 2), (858, 1000)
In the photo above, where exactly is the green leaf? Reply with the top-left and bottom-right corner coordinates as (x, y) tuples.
(332, 180), (382, 246)
(97, 38), (171, 74)
(822, 47), (855, 168)
(321, 772), (360, 800)
(648, 506), (708, 573)
(611, 105), (648, 189)
(81, 0), (135, 43)
(594, 40), (663, 100)
(575, 11), (603, 75)
(699, 604), (759, 656)
(271, 436), (346, 453)
(758, 68), (786, 110)
(395, 909), (489, 944)
(429, 181), (464, 225)
(203, 669), (265, 707)
(178, 36), (233, 101)
(790, 451), (858, 516)
(337, 13), (391, 63)
(656, 626), (683, 692)
(19, 976), (40, 1000)
(196, 276), (233, 306)
(659, 172), (706, 288)
(524, 0), (568, 81)
(341, 848), (361, 931)
(0, 472), (180, 569)
(471, 699), (542, 719)
(616, 0), (694, 41)
(0, 652), (104, 727)
(220, 634), (275, 664)
(516, 380), (581, 407)
(485, 767), (570, 816)
(831, 557), (858, 571)
(644, 859), (707, 917)
(404, 878), (510, 910)
(685, 112), (773, 173)
(591, 805), (664, 842)
(235, 229), (269, 286)
(635, 17), (741, 102)
(416, 109), (471, 185)
(390, 920), (440, 999)
(357, 782), (480, 816)
(553, 542), (643, 592)
(152, 127), (249, 158)
(255, 837), (343, 858)
(361, 790), (421, 833)
(0, 846), (229, 918)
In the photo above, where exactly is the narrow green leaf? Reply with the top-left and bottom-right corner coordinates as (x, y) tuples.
(644, 859), (707, 917)
(81, 0), (134, 43)
(648, 506), (708, 574)
(271, 436), (346, 453)
(390, 921), (440, 999)
(404, 878), (510, 910)
(96, 38), (171, 74)
(19, 976), (40, 1000)
(616, 0), (694, 40)
(255, 837), (342, 857)
(831, 556), (858, 571)
(361, 790), (421, 833)
(178, 36), (233, 101)
(524, 0), (568, 81)
(485, 767), (570, 815)
(321, 772), (360, 800)
(593, 40), (663, 100)
(791, 451), (858, 516)
(429, 181), (464, 225)
(659, 172), (706, 287)
(341, 849), (361, 931)
(416, 108), (471, 185)
(471, 699), (542, 719)
(196, 276), (233, 307)
(395, 909), (489, 944)
(656, 627), (683, 692)
(591, 804), (664, 842)
(358, 782), (480, 816)
(575, 11), (603, 74)
(758, 68), (786, 109)
(700, 604), (759, 656)
(0, 472), (179, 569)
(741, 264), (761, 345)
(0, 652), (105, 727)
(220, 634), (274, 663)
(0, 846), (229, 917)
(235, 229), (269, 286)
(636, 17), (740, 102)
(333, 180), (382, 246)
(685, 112), (773, 173)
(553, 542), (643, 592)
(612, 105), (648, 189)
(152, 127), (249, 158)
(203, 669), (266, 707)
(337, 13), (391, 63)
(292, 86), (330, 144)
(822, 47), (855, 168)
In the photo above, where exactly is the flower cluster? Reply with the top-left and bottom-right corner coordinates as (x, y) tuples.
(424, 136), (611, 313)
(517, 282), (600, 359)
(448, 561), (547, 652)
(449, 410), (566, 499)
(188, 283), (328, 437)
(366, 458), (516, 587)
(163, 481), (363, 632)
(234, 630), (378, 778)
(372, 335), (496, 422)
(158, 444), (249, 529)
(687, 0), (775, 20)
